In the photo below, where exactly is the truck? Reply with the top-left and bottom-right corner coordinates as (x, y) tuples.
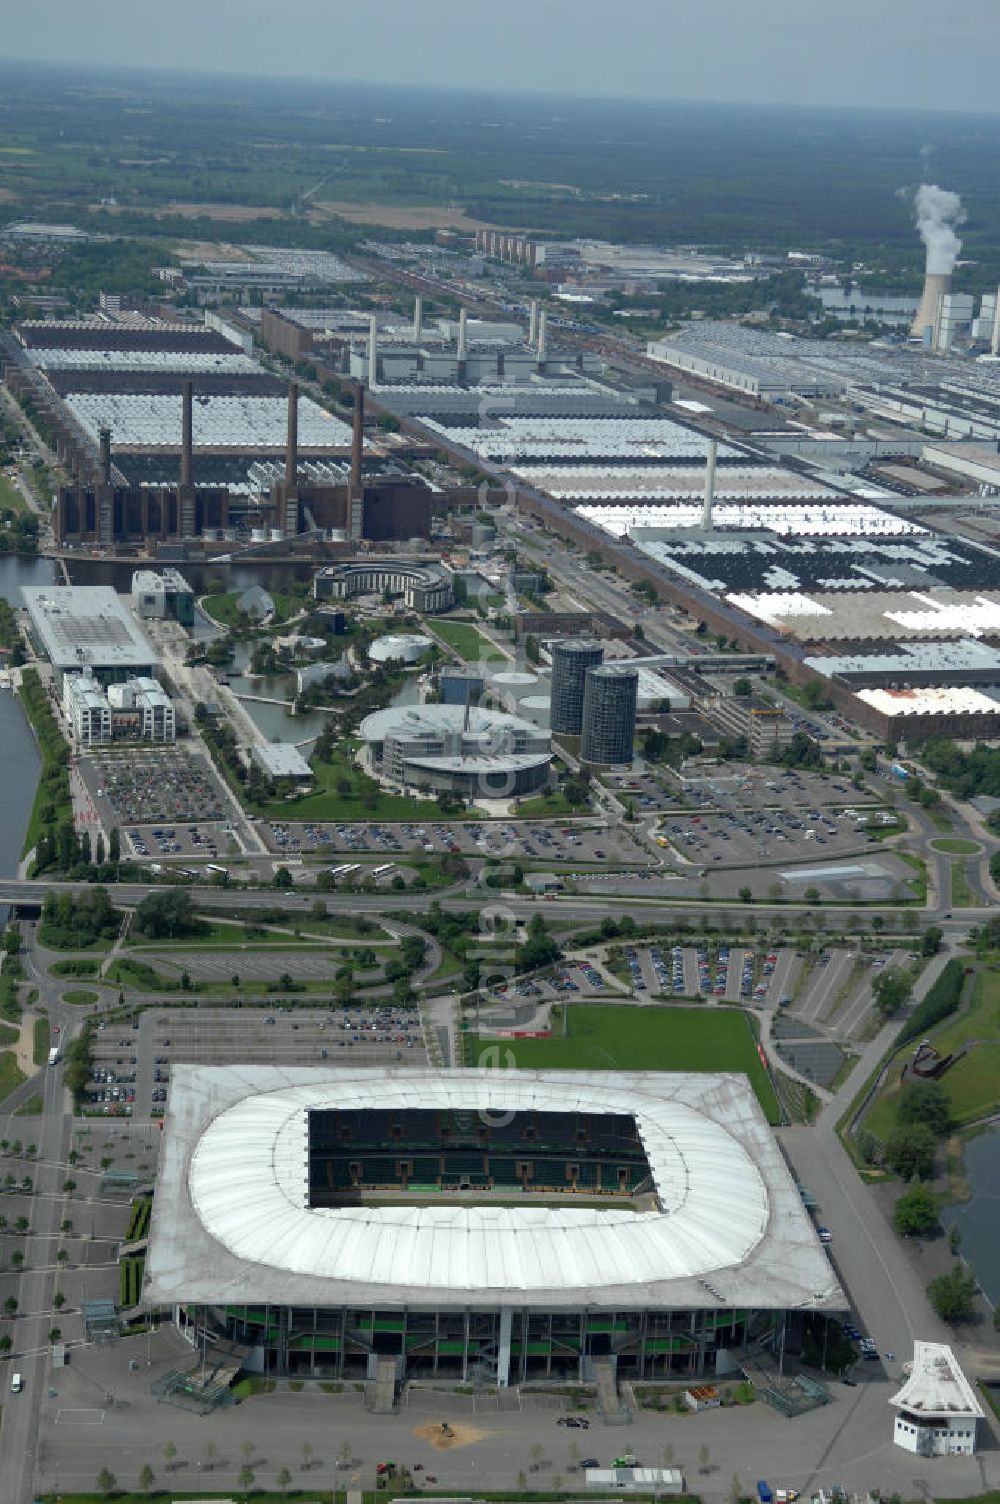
(757, 1483), (773, 1504)
(47, 1046), (59, 1067)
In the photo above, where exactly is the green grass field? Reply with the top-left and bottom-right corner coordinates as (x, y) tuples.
(61, 990), (100, 1006)
(432, 619), (506, 663)
(32, 1017), (49, 1067)
(476, 1005), (781, 1124)
(930, 837), (981, 855)
(949, 861), (976, 908)
(254, 741), (474, 824)
(0, 473), (27, 514)
(0, 1052), (26, 1103)
(862, 964), (999, 1140)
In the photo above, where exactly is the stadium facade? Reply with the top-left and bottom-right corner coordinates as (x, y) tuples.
(145, 1067), (843, 1386)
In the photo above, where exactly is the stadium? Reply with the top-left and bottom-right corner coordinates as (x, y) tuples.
(144, 1067), (843, 1387)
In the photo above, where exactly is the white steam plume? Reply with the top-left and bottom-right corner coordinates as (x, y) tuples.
(915, 183), (966, 276)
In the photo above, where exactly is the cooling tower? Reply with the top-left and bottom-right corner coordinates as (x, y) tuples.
(910, 272), (951, 343)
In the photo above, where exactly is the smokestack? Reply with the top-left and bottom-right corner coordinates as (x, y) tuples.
(528, 299), (539, 348)
(351, 382), (364, 494)
(910, 184), (965, 344)
(537, 307), (548, 361)
(367, 315), (378, 389)
(180, 380), (193, 488)
(98, 427), (112, 486)
(457, 307), (468, 361)
(702, 438), (717, 530)
(285, 380), (299, 495)
(991, 287), (1000, 359)
(413, 296), (423, 343)
(911, 272), (951, 345)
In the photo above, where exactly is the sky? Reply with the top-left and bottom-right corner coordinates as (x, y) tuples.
(6, 0), (1000, 114)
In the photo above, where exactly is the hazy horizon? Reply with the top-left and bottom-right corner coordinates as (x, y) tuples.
(4, 0), (1000, 115)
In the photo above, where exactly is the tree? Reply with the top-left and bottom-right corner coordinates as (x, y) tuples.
(0, 1335), (10, 1355)
(733, 678), (752, 698)
(885, 1122), (938, 1181)
(204, 1439), (219, 1470)
(134, 888), (199, 940)
(921, 925), (943, 956)
(163, 1440), (177, 1470)
(302, 1439), (315, 1469)
(242, 1439), (257, 1464)
(139, 1462), (155, 1491)
(96, 1466), (117, 1496)
(53, 1291), (66, 1309)
(898, 1079), (951, 1137)
(739, 887), (753, 904)
(277, 1465), (292, 1488)
(3, 1297), (16, 1315)
(238, 1464), (256, 1490)
(873, 966), (911, 1020)
(927, 1265), (977, 1323)
(273, 865), (293, 888)
(48, 1327), (61, 1343)
(949, 1223), (962, 1254)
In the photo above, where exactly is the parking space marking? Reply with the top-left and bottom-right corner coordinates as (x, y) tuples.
(55, 1408), (106, 1425)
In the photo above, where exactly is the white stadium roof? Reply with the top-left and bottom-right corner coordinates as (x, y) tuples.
(144, 1067), (844, 1311)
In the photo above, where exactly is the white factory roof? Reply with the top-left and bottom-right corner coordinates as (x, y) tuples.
(889, 1343), (984, 1419)
(64, 393), (353, 449)
(519, 465), (835, 502)
(22, 586), (157, 672)
(420, 415), (739, 463)
(26, 349), (261, 374)
(855, 686), (1000, 718)
(584, 503), (920, 541)
(805, 638), (1000, 678)
(144, 1066), (845, 1310)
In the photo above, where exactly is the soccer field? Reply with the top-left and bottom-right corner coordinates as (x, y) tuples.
(476, 1005), (782, 1124)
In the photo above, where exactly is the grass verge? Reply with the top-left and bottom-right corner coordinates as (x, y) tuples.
(32, 1016), (49, 1066)
(0, 1051), (26, 1102)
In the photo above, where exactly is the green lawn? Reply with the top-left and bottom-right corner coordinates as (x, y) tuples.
(0, 473), (27, 514)
(129, 919), (346, 949)
(432, 619), (506, 663)
(254, 740), (472, 824)
(949, 861), (976, 908)
(862, 964), (999, 1140)
(476, 1004), (781, 1124)
(515, 792), (591, 818)
(930, 837), (981, 855)
(49, 959), (101, 979)
(14, 1093), (43, 1116)
(61, 989), (100, 1005)
(0, 1052), (26, 1103)
(32, 1017), (49, 1067)
(202, 587), (305, 629)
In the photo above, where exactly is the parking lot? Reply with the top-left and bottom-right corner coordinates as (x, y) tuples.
(77, 749), (232, 830)
(621, 944), (799, 1004)
(259, 817), (650, 869)
(656, 802), (881, 872)
(82, 1003), (427, 1119)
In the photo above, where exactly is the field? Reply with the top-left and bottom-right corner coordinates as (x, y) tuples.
(0, 473), (27, 513)
(477, 1004), (781, 1124)
(862, 963), (1000, 1139)
(0, 1051), (25, 1103)
(930, 837), (981, 855)
(432, 620), (506, 664)
(314, 200), (498, 231)
(254, 740), (476, 824)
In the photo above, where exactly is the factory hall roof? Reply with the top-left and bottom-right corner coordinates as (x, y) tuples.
(144, 1066), (844, 1312)
(890, 1343), (984, 1419)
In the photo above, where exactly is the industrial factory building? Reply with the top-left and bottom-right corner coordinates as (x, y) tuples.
(22, 585), (159, 688)
(144, 1066), (844, 1385)
(360, 703), (552, 798)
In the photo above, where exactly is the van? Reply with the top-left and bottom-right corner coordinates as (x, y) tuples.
(10, 1372), (22, 1393)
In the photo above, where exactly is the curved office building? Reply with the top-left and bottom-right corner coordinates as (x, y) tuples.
(581, 663), (638, 766)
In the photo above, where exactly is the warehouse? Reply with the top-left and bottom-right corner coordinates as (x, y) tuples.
(144, 1066), (844, 1385)
(22, 586), (159, 688)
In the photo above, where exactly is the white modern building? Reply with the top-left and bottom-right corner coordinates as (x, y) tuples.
(360, 702), (552, 797)
(23, 586), (159, 688)
(143, 1067), (844, 1385)
(890, 1342), (984, 1456)
(62, 672), (175, 745)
